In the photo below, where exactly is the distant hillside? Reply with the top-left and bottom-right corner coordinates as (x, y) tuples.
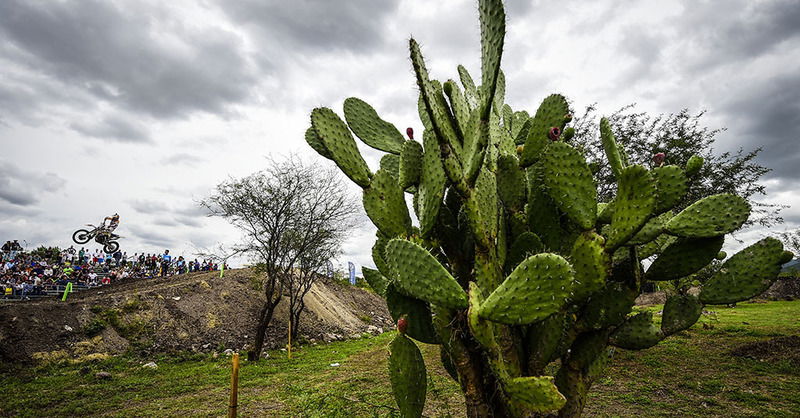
(0, 269), (392, 363)
(782, 259), (799, 273)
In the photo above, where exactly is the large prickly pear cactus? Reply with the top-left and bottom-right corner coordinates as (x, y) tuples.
(304, 1), (792, 416)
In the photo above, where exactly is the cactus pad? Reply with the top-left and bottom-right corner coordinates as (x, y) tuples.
(479, 254), (574, 325)
(399, 139), (424, 190)
(610, 312), (663, 350)
(506, 232), (544, 273)
(527, 313), (566, 372)
(305, 127), (332, 160)
(380, 154), (401, 180)
(666, 193), (750, 238)
(628, 211), (671, 245)
(644, 236), (724, 281)
(444, 80), (471, 134)
(520, 94), (570, 167)
(504, 376), (566, 413)
(362, 267), (389, 297)
(386, 239), (468, 309)
(468, 282), (496, 349)
(386, 283), (440, 344)
(474, 167), (499, 240)
(372, 236), (392, 277)
(388, 334), (427, 417)
(700, 237), (786, 305)
(661, 294), (703, 335)
(343, 97), (405, 154)
(478, 0), (506, 119)
(311, 107), (372, 188)
(685, 154), (703, 177)
(497, 154), (527, 212)
(410, 39), (461, 151)
(457, 64), (478, 109)
(363, 168), (412, 238)
(600, 117), (625, 178)
(417, 130), (447, 236)
(606, 165), (656, 249)
(652, 165), (688, 214)
(540, 142), (597, 230)
(570, 231), (609, 302)
(582, 281), (637, 329)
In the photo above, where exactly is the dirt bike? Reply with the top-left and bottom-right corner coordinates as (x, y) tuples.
(72, 224), (121, 254)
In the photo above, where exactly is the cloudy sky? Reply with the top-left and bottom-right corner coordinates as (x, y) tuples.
(0, 0), (798, 271)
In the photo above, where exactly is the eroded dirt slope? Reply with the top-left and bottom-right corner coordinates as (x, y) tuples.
(0, 269), (392, 362)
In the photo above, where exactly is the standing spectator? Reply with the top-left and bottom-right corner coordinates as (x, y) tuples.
(161, 250), (171, 277)
(79, 247), (85, 263)
(1, 241), (10, 260)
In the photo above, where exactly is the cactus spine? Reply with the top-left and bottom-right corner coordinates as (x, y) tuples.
(304, 1), (791, 416)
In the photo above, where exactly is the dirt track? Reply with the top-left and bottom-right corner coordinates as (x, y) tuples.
(0, 269), (392, 363)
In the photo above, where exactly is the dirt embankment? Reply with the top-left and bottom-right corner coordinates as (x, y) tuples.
(0, 269), (392, 363)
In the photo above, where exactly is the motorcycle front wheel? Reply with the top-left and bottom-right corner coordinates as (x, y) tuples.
(72, 229), (91, 244)
(104, 241), (120, 254)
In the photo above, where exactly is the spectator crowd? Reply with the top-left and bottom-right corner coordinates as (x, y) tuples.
(2, 240), (224, 300)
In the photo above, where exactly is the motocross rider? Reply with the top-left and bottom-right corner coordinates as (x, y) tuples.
(103, 213), (120, 235)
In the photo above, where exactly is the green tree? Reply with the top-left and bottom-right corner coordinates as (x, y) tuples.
(572, 105), (784, 228)
(30, 246), (61, 262)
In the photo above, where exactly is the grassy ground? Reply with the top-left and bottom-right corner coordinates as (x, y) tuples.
(1, 301), (798, 417)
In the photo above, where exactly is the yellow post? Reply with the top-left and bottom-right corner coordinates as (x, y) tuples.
(228, 353), (239, 418)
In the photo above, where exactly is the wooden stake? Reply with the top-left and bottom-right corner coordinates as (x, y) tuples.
(228, 353), (239, 418)
(288, 316), (292, 359)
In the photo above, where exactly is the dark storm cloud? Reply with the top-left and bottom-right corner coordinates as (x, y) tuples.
(0, 160), (66, 206)
(0, 0), (257, 120)
(719, 72), (800, 182)
(70, 115), (150, 143)
(219, 0), (400, 57)
(674, 0), (800, 70)
(604, 0), (800, 196)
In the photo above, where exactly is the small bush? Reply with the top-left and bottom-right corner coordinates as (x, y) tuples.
(83, 318), (106, 337)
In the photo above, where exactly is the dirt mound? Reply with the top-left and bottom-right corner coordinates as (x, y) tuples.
(635, 291), (667, 306)
(0, 269), (392, 363)
(730, 336), (800, 367)
(760, 276), (800, 300)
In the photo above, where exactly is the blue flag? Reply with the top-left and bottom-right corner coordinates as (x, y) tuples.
(348, 262), (356, 285)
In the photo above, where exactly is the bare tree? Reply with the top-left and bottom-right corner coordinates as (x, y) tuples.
(201, 156), (359, 361)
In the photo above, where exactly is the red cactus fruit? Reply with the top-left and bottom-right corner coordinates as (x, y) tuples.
(548, 127), (561, 141)
(397, 317), (408, 334)
(653, 152), (666, 166)
(406, 127), (414, 140)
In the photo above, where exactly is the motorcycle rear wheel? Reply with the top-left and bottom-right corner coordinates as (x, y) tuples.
(72, 229), (91, 244)
(104, 241), (120, 254)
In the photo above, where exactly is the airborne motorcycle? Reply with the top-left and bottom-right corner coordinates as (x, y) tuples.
(72, 224), (121, 253)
